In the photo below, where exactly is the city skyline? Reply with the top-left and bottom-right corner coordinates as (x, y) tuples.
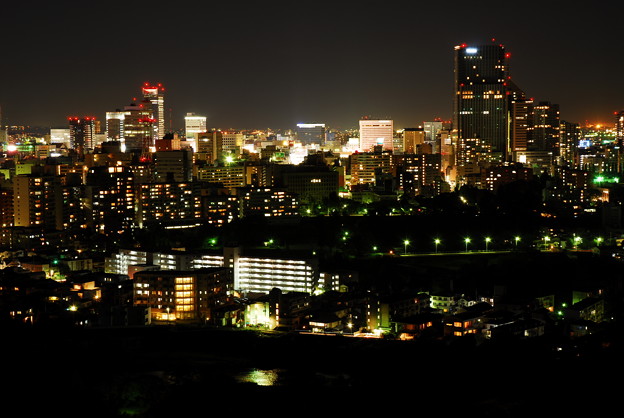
(2, 2), (623, 130)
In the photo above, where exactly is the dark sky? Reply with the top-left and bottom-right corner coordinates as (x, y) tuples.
(2, 1), (623, 131)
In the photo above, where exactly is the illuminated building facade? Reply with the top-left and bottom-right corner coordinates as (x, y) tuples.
(559, 120), (581, 167)
(197, 131), (223, 163)
(222, 131), (244, 156)
(296, 123), (325, 145)
(454, 43), (510, 164)
(349, 151), (392, 185)
(510, 98), (533, 153)
(13, 174), (62, 230)
(403, 128), (425, 154)
(184, 113), (206, 151)
(68, 116), (96, 153)
(528, 101), (560, 153)
(202, 195), (239, 226)
(142, 82), (165, 140)
(132, 268), (232, 323)
(224, 247), (316, 295)
(106, 111), (126, 141)
(484, 163), (534, 192)
(136, 182), (202, 227)
(122, 102), (155, 154)
(359, 119), (393, 152)
(396, 153), (443, 197)
(50, 128), (70, 146)
(85, 166), (135, 235)
(106, 247), (317, 297)
(196, 164), (247, 189)
(153, 149), (193, 182)
(239, 187), (299, 218)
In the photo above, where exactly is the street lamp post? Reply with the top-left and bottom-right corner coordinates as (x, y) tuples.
(514, 236), (520, 247)
(464, 237), (471, 252)
(485, 237), (491, 252)
(404, 239), (410, 255)
(434, 238), (441, 253)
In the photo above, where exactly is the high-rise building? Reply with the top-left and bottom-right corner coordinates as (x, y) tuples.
(153, 149), (193, 182)
(13, 174), (63, 230)
(184, 113), (207, 151)
(559, 120), (581, 167)
(68, 116), (96, 153)
(85, 166), (135, 235)
(122, 102), (155, 154)
(403, 128), (426, 154)
(528, 101), (560, 153)
(296, 123), (326, 145)
(142, 82), (166, 140)
(453, 42), (511, 165)
(359, 118), (393, 152)
(106, 111), (126, 141)
(197, 131), (223, 163)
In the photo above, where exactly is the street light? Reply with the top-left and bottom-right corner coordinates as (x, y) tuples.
(514, 236), (521, 247)
(543, 236), (550, 250)
(595, 237), (603, 246)
(404, 239), (410, 255)
(485, 237), (491, 252)
(434, 238), (441, 253)
(464, 237), (471, 252)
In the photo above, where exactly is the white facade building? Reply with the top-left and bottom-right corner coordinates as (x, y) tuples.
(359, 119), (393, 152)
(184, 113), (207, 151)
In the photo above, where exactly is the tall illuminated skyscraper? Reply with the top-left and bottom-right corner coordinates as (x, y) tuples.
(142, 82), (166, 140)
(68, 116), (96, 153)
(453, 42), (511, 165)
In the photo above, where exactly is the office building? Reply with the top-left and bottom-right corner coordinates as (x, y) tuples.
(50, 128), (70, 146)
(197, 131), (223, 163)
(350, 150), (392, 185)
(359, 118), (393, 152)
(296, 123), (326, 145)
(68, 116), (96, 153)
(184, 113), (207, 151)
(142, 82), (166, 140)
(453, 42), (511, 164)
(121, 102), (155, 154)
(106, 111), (126, 141)
(403, 128), (426, 154)
(528, 101), (560, 153)
(153, 149), (193, 182)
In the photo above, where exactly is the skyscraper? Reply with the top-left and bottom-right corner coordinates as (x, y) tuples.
(142, 82), (166, 140)
(68, 116), (96, 154)
(453, 42), (511, 165)
(528, 101), (560, 153)
(122, 102), (155, 154)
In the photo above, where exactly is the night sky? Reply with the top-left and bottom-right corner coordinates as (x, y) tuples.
(2, 1), (623, 131)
